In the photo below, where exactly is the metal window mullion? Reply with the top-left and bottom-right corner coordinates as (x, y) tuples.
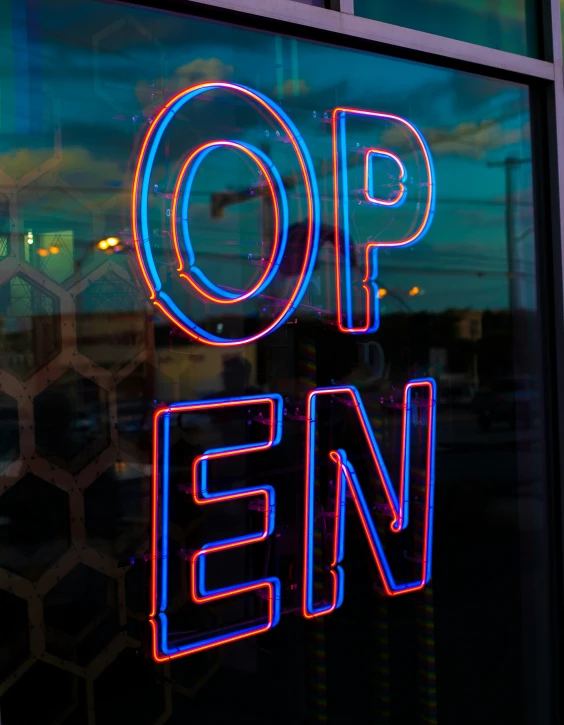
(550, 0), (564, 206)
(183, 0), (554, 80)
(538, 1), (564, 724)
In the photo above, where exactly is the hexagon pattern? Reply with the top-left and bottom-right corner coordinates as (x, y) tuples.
(76, 270), (147, 373)
(34, 369), (111, 474)
(0, 192), (12, 259)
(0, 274), (61, 380)
(0, 590), (30, 681)
(0, 8), (236, 724)
(0, 390), (19, 475)
(0, 258), (166, 720)
(93, 17), (164, 113)
(84, 463), (147, 559)
(43, 563), (119, 666)
(0, 473), (70, 580)
(20, 186), (93, 284)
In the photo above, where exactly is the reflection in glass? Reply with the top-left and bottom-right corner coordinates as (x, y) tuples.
(0, 1), (553, 723)
(355, 0), (540, 57)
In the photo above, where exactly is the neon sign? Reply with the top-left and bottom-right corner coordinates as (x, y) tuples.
(131, 82), (435, 343)
(133, 82), (438, 662)
(132, 81), (319, 347)
(303, 380), (436, 619)
(151, 396), (283, 659)
(333, 108), (435, 334)
(151, 382), (436, 661)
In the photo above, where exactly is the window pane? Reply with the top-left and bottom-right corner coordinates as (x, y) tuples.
(0, 1), (553, 723)
(355, 0), (540, 57)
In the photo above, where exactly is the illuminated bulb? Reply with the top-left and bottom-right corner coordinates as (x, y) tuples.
(49, 245), (60, 255)
(408, 286), (420, 297)
(37, 248), (49, 257)
(98, 239), (109, 250)
(26, 231), (34, 245)
(378, 288), (387, 299)
(107, 237), (119, 247)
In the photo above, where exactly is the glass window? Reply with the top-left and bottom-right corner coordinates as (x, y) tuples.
(355, 0), (541, 57)
(0, 1), (553, 723)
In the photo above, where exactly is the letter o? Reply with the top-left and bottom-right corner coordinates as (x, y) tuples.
(132, 81), (320, 347)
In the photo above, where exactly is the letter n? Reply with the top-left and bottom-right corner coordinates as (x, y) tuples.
(303, 380), (436, 617)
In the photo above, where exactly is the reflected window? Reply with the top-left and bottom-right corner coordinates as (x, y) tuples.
(355, 0), (541, 57)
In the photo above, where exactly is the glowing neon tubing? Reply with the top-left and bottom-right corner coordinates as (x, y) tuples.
(151, 394), (283, 661)
(332, 108), (436, 334)
(132, 81), (320, 346)
(172, 140), (289, 304)
(364, 148), (407, 207)
(302, 379), (436, 618)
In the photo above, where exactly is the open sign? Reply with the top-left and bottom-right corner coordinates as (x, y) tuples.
(132, 82), (438, 662)
(132, 81), (435, 346)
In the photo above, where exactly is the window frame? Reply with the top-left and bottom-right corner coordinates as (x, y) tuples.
(108, 0), (564, 720)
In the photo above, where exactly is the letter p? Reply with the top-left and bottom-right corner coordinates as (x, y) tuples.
(332, 108), (435, 334)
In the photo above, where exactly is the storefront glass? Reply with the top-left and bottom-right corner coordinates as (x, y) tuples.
(0, 0), (553, 722)
(355, 0), (540, 58)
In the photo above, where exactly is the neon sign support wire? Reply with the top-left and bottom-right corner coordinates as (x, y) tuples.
(132, 81), (320, 347)
(302, 379), (437, 619)
(332, 108), (436, 335)
(150, 394), (283, 661)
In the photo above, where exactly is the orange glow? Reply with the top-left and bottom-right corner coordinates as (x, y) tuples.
(378, 288), (387, 299)
(98, 239), (109, 250)
(37, 248), (49, 257)
(408, 286), (420, 296)
(49, 245), (60, 255)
